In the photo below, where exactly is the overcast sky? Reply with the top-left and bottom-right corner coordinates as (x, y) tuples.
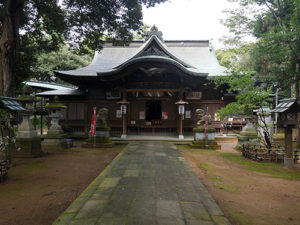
(142, 0), (236, 49)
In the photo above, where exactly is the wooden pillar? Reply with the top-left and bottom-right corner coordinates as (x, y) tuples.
(84, 103), (88, 135)
(179, 115), (183, 136)
(284, 125), (294, 168)
(297, 113), (300, 148)
(118, 97), (129, 139)
(40, 97), (44, 135)
(122, 114), (126, 137)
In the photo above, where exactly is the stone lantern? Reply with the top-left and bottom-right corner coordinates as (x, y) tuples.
(271, 98), (299, 168)
(43, 96), (67, 150)
(16, 86), (43, 157)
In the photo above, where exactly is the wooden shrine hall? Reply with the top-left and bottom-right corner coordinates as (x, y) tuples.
(37, 26), (231, 137)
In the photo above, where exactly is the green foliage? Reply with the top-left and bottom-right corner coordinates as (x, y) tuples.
(133, 24), (151, 40)
(30, 115), (48, 129)
(32, 45), (92, 82)
(222, 0), (300, 97)
(0, 0), (168, 94)
(213, 70), (271, 119)
(216, 43), (254, 70)
(0, 109), (17, 160)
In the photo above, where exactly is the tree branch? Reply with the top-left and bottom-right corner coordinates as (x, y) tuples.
(263, 0), (286, 32)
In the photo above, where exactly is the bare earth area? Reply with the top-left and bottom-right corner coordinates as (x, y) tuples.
(0, 144), (122, 225)
(180, 139), (300, 225)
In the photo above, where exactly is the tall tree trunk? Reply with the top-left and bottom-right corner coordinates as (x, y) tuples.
(0, 0), (23, 96)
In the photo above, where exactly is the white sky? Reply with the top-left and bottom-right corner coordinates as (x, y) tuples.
(142, 0), (236, 49)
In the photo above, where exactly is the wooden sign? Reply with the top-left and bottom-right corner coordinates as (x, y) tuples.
(116, 110), (122, 118)
(139, 111), (145, 120)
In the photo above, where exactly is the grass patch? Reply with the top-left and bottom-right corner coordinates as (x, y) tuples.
(199, 162), (239, 193)
(214, 183), (240, 193)
(176, 145), (218, 155)
(220, 153), (300, 180)
(227, 207), (252, 225)
(175, 145), (190, 151)
(199, 162), (213, 170)
(23, 161), (54, 169)
(198, 162), (223, 182)
(273, 132), (284, 139)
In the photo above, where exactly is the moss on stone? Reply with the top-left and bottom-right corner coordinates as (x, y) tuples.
(46, 102), (67, 109)
(193, 126), (215, 133)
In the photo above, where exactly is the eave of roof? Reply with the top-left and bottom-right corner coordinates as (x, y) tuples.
(24, 81), (76, 90)
(271, 98), (297, 113)
(36, 89), (84, 97)
(97, 56), (207, 78)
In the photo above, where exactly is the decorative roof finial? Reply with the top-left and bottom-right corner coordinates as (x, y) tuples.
(145, 25), (163, 42)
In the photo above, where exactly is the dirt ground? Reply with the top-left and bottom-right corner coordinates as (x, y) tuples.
(0, 143), (122, 225)
(180, 139), (300, 225)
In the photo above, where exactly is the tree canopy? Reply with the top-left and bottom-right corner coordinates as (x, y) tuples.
(0, 0), (168, 96)
(221, 0), (300, 97)
(32, 45), (92, 83)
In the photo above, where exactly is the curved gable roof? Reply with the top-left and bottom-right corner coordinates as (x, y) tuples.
(55, 35), (227, 78)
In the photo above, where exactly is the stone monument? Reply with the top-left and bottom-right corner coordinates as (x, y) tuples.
(82, 108), (113, 148)
(237, 117), (260, 149)
(191, 109), (220, 149)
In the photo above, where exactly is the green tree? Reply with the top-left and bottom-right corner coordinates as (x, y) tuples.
(0, 0), (168, 96)
(216, 43), (254, 70)
(214, 70), (271, 119)
(222, 0), (300, 97)
(32, 45), (92, 83)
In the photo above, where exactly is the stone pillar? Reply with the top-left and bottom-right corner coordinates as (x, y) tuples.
(16, 110), (43, 157)
(284, 125), (294, 168)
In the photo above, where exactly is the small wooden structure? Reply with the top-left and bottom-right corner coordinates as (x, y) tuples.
(271, 98), (300, 167)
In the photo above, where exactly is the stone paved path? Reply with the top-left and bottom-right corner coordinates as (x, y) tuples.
(53, 142), (230, 225)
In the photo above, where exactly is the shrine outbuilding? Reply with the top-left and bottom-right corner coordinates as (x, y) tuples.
(37, 27), (232, 137)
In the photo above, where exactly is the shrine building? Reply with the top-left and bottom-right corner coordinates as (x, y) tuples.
(37, 27), (231, 136)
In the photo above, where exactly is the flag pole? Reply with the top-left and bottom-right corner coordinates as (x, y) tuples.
(90, 107), (96, 148)
(94, 107), (96, 148)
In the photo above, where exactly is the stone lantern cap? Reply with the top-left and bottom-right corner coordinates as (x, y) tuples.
(46, 96), (67, 110)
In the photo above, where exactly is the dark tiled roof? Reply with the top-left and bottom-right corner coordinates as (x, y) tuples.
(271, 98), (296, 113)
(0, 96), (25, 111)
(56, 35), (227, 78)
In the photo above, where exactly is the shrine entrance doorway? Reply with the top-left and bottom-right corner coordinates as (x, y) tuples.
(146, 100), (162, 122)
